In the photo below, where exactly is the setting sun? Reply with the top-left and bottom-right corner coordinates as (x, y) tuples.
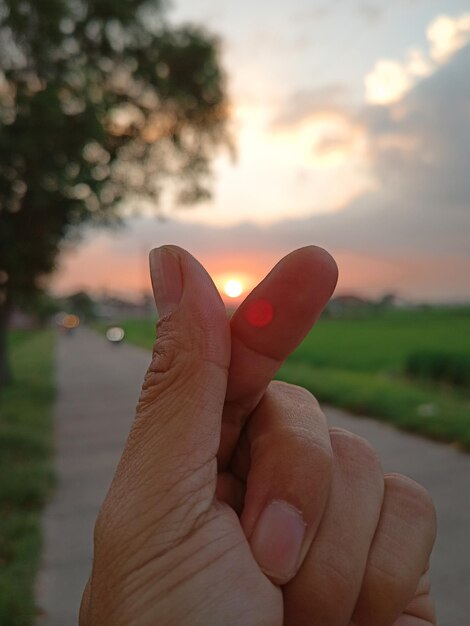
(213, 271), (256, 303)
(224, 279), (244, 298)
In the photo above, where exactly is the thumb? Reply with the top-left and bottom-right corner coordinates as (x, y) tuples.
(103, 246), (230, 540)
(142, 245), (230, 471)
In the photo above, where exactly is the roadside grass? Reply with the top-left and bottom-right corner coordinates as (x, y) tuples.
(95, 308), (470, 451)
(0, 330), (55, 626)
(94, 318), (155, 351)
(276, 363), (470, 451)
(282, 308), (470, 450)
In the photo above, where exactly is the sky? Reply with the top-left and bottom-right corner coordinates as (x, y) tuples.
(53, 0), (470, 303)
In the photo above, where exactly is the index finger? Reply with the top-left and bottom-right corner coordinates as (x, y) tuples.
(218, 245), (338, 469)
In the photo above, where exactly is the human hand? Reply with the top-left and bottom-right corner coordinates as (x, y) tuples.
(79, 246), (436, 625)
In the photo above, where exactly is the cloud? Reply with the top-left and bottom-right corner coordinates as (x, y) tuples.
(364, 12), (470, 105)
(362, 44), (470, 215)
(356, 2), (384, 23)
(281, 43), (470, 268)
(365, 60), (413, 105)
(427, 13), (470, 63)
(268, 85), (369, 169)
(289, 3), (332, 23)
(55, 43), (470, 302)
(271, 84), (351, 130)
(290, 1), (385, 25)
(195, 43), (470, 289)
(405, 48), (433, 78)
(267, 109), (369, 188)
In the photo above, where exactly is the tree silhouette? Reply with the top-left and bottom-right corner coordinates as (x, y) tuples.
(0, 0), (230, 386)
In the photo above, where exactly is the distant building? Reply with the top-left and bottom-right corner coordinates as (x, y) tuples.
(325, 294), (373, 317)
(95, 293), (154, 320)
(324, 292), (415, 318)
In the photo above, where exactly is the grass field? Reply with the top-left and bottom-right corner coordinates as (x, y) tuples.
(97, 307), (470, 450)
(0, 330), (55, 626)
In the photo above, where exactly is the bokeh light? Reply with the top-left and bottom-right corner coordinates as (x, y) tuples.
(106, 327), (125, 343)
(62, 314), (80, 330)
(245, 299), (274, 328)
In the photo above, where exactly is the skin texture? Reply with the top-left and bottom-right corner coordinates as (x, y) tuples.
(80, 246), (437, 626)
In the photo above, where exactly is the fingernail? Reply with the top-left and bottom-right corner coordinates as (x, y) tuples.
(250, 500), (306, 581)
(149, 247), (183, 317)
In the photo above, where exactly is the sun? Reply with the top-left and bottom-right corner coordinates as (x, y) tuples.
(214, 272), (253, 301)
(224, 279), (244, 298)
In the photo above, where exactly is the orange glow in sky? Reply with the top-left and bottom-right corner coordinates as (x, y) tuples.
(213, 271), (255, 303)
(51, 238), (470, 304)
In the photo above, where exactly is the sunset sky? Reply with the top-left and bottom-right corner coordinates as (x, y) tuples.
(53, 0), (470, 303)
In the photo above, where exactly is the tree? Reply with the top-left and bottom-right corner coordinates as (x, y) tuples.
(25, 291), (62, 326)
(63, 290), (96, 322)
(0, 0), (230, 387)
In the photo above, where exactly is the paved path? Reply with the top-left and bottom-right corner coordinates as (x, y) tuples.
(36, 328), (470, 625)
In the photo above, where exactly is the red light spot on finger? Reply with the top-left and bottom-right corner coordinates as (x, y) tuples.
(245, 299), (274, 328)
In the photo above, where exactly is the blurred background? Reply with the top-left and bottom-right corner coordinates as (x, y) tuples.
(1, 1), (469, 625)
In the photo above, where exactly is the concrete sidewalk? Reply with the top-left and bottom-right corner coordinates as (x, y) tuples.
(35, 329), (147, 626)
(35, 328), (470, 625)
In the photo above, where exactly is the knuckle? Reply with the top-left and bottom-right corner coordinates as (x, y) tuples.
(140, 316), (204, 404)
(258, 426), (333, 490)
(148, 314), (191, 377)
(259, 383), (331, 467)
(284, 427), (333, 469)
(321, 558), (357, 607)
(365, 559), (410, 605)
(141, 312), (229, 399)
(385, 473), (437, 532)
(267, 379), (291, 394)
(330, 427), (381, 468)
(269, 380), (321, 410)
(329, 427), (383, 478)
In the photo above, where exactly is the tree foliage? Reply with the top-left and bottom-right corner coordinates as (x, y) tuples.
(0, 0), (230, 385)
(0, 0), (230, 305)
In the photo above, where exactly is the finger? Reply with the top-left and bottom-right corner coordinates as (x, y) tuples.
(391, 616), (434, 626)
(284, 428), (384, 626)
(352, 474), (437, 626)
(235, 381), (333, 585)
(98, 246), (230, 550)
(396, 569), (436, 625)
(143, 245), (229, 472)
(219, 246), (338, 469)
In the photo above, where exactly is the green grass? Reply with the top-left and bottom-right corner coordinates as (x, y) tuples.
(276, 363), (470, 449)
(281, 309), (470, 450)
(96, 307), (470, 451)
(0, 330), (55, 626)
(95, 318), (156, 351)
(288, 308), (470, 373)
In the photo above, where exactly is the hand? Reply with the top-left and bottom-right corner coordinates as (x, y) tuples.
(246, 383), (437, 626)
(79, 246), (436, 626)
